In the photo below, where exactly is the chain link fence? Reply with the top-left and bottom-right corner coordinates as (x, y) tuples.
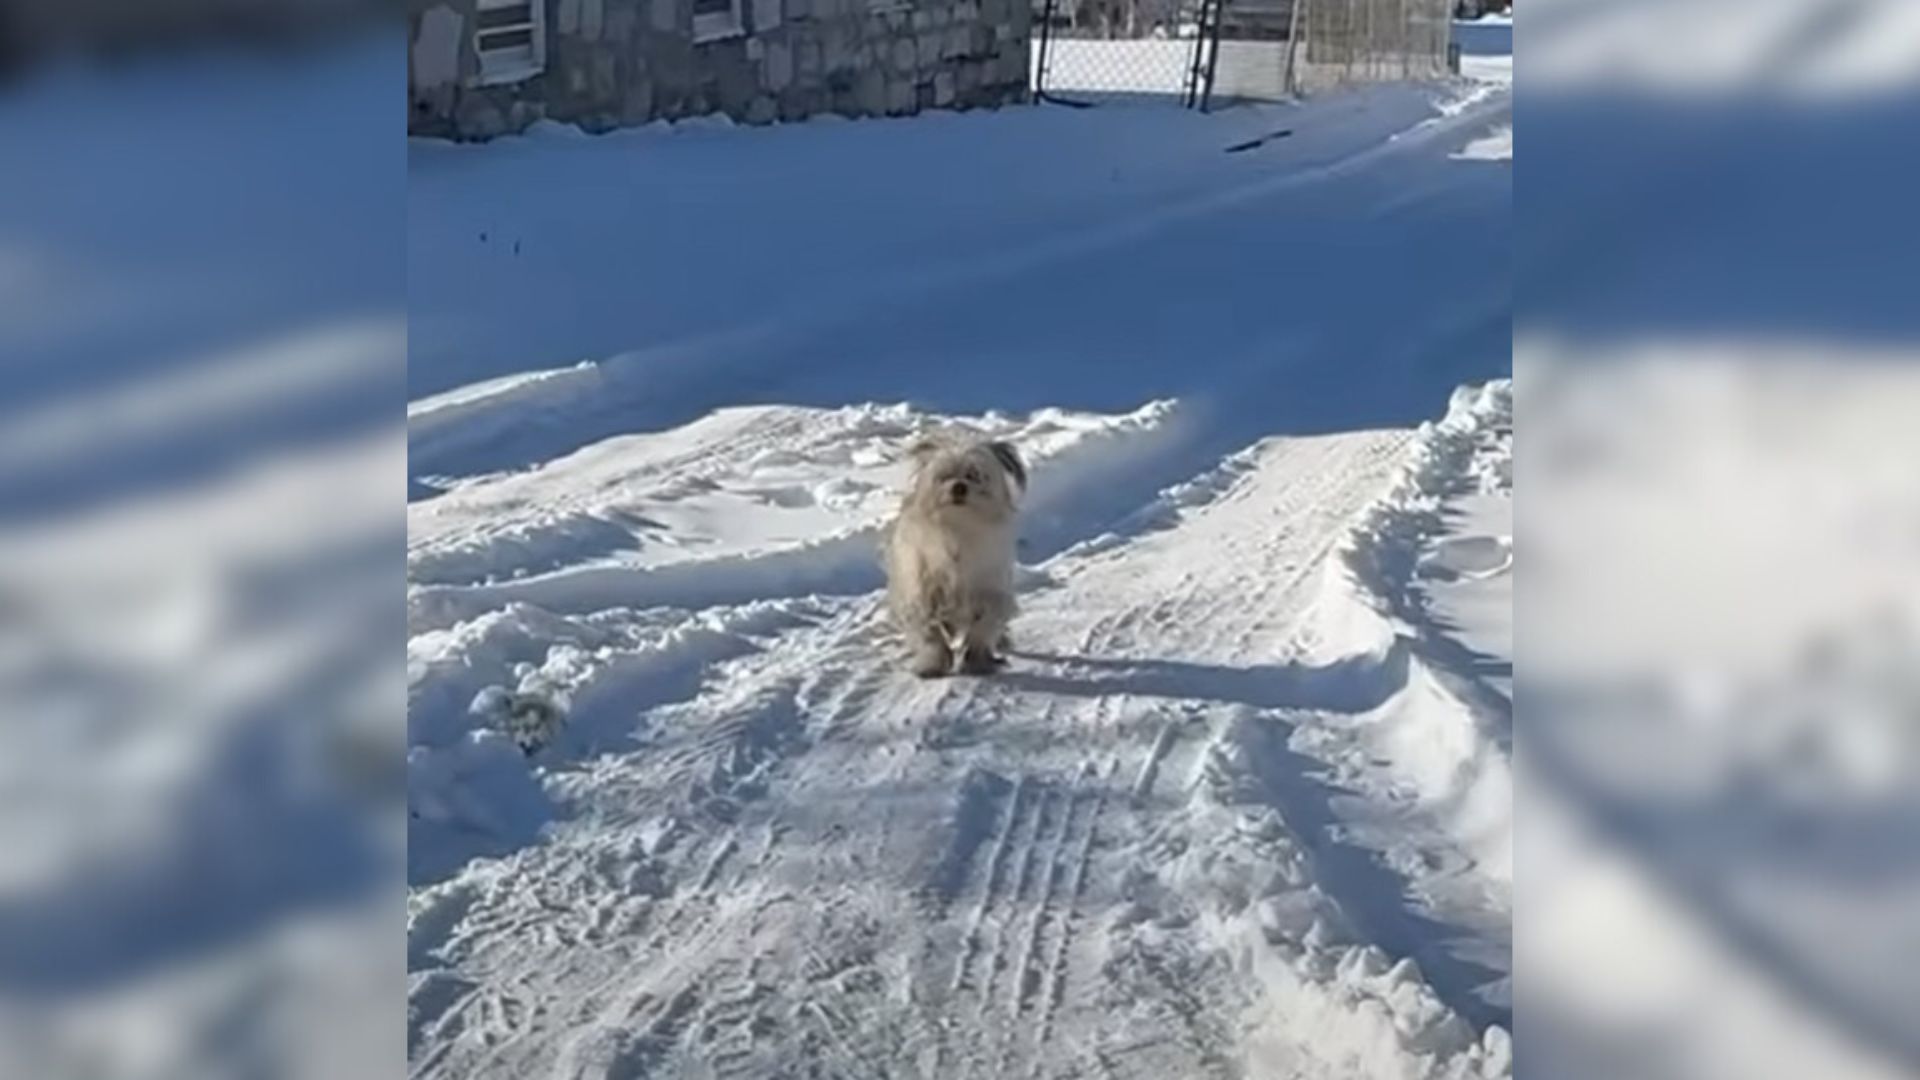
(1031, 0), (1456, 108)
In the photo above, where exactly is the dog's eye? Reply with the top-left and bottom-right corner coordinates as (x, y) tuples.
(965, 468), (984, 484)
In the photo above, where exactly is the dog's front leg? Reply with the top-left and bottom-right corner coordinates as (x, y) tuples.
(910, 624), (954, 679)
(957, 594), (1012, 675)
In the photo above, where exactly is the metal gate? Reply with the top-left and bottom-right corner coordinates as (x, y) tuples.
(1030, 0), (1455, 110)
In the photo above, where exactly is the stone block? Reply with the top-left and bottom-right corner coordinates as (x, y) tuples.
(507, 98), (545, 130)
(651, 36), (695, 85)
(779, 86), (824, 119)
(753, 0), (783, 32)
(411, 5), (462, 91)
(933, 70), (955, 105)
(409, 83), (455, 132)
(714, 48), (759, 112)
(891, 38), (916, 73)
(917, 31), (942, 68)
(857, 67), (887, 114)
(623, 76), (657, 123)
(798, 39), (822, 73)
(607, 4), (637, 44)
(887, 78), (916, 114)
(651, 0), (679, 32)
(583, 0), (606, 40)
(944, 26), (969, 58)
(456, 94), (507, 139)
(995, 48), (1025, 84)
(593, 48), (619, 99)
(765, 40), (794, 89)
(823, 31), (854, 71)
(746, 95), (778, 123)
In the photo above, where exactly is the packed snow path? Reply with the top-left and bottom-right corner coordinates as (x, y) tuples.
(407, 388), (1514, 1080)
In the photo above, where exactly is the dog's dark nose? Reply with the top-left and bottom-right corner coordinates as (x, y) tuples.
(949, 480), (969, 501)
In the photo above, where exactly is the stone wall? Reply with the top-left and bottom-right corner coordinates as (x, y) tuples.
(409, 0), (1032, 139)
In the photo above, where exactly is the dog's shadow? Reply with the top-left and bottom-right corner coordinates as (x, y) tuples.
(998, 645), (1408, 715)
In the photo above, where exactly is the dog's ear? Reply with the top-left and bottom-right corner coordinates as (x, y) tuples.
(907, 436), (943, 465)
(986, 441), (1026, 492)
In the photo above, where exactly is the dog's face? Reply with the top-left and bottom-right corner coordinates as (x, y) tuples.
(904, 437), (1026, 526)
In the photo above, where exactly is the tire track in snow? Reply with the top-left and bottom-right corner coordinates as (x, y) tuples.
(925, 759), (1121, 1079)
(992, 781), (1076, 1077)
(969, 777), (1049, 1051)
(691, 957), (767, 1080)
(1034, 759), (1117, 1061)
(947, 775), (1026, 999)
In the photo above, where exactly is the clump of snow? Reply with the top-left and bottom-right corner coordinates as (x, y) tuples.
(468, 684), (569, 755)
(1453, 124), (1513, 162)
(1183, 715), (1511, 1080)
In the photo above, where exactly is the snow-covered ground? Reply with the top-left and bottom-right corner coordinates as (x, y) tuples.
(408, 58), (1512, 1080)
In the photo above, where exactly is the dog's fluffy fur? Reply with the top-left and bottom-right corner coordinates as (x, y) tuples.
(884, 434), (1027, 678)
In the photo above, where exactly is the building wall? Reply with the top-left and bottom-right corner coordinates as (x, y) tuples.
(409, 0), (1032, 139)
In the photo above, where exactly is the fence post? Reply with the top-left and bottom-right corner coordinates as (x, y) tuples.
(1396, 0), (1407, 79)
(1344, 0), (1355, 84)
(1034, 0), (1057, 101)
(1367, 0), (1379, 80)
(1283, 0), (1303, 96)
(1199, 0), (1223, 112)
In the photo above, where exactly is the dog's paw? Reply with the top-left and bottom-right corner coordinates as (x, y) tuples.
(911, 644), (953, 679)
(958, 647), (1001, 676)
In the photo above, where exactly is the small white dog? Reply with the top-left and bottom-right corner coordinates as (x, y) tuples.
(884, 433), (1027, 678)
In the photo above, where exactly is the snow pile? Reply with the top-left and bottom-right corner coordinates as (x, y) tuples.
(1338, 379), (1512, 613)
(1177, 715), (1513, 1080)
(1262, 379), (1516, 1029)
(1453, 124), (1513, 161)
(406, 597), (814, 884)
